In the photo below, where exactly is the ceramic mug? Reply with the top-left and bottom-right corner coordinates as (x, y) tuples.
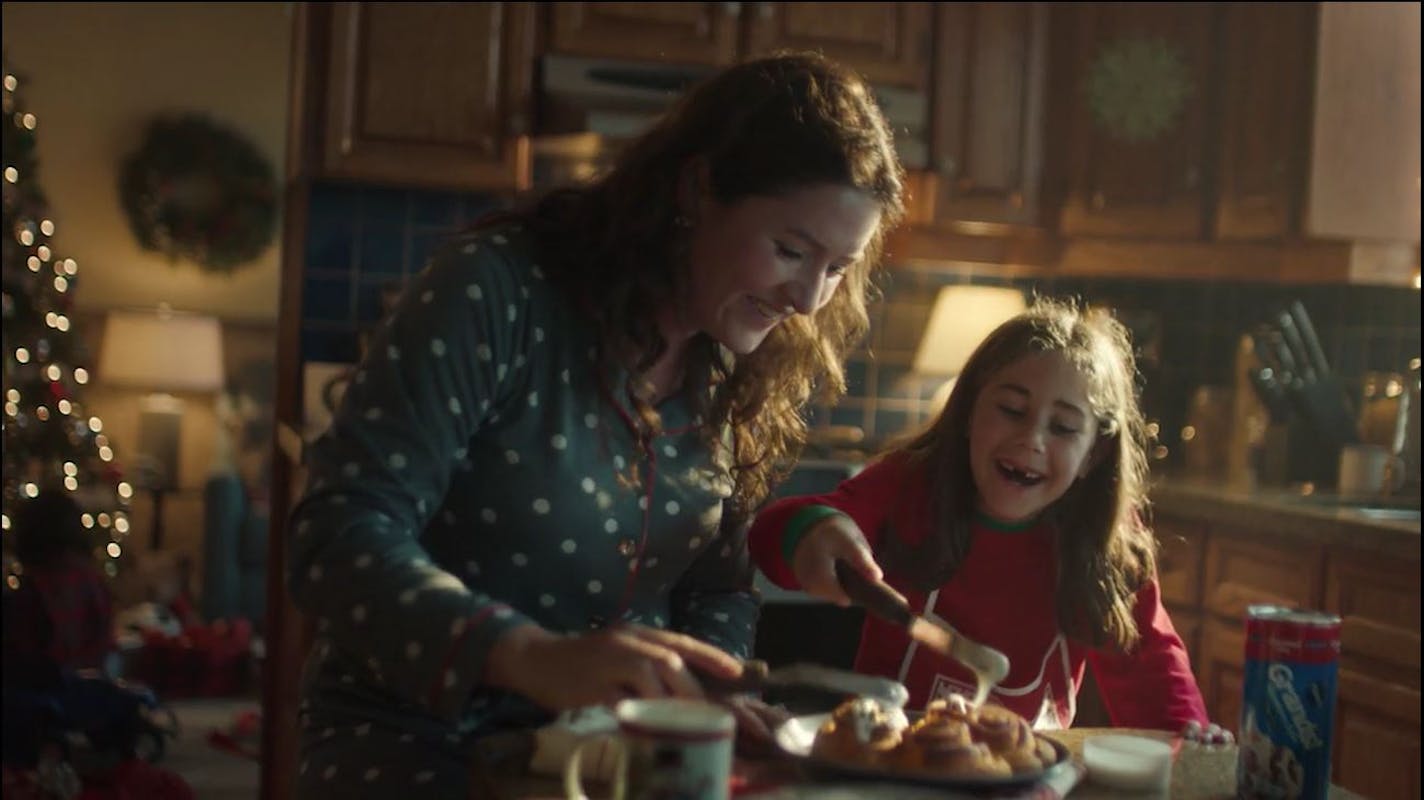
(563, 698), (734, 800)
(1337, 443), (1405, 495)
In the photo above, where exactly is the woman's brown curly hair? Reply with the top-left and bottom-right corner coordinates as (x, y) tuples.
(520, 51), (905, 518)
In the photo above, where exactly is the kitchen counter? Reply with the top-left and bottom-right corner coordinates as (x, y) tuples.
(1150, 478), (1420, 561)
(1042, 728), (1364, 800)
(494, 728), (1366, 799)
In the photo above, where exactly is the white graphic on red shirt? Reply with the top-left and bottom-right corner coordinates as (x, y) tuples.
(900, 589), (1077, 730)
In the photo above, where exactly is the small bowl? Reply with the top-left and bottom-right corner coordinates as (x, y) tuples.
(1083, 734), (1173, 792)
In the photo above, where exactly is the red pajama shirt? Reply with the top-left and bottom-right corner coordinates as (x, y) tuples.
(749, 453), (1208, 731)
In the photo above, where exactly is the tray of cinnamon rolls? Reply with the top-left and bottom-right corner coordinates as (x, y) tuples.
(773, 694), (1072, 789)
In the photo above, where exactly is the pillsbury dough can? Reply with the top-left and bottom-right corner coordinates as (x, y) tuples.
(1237, 605), (1341, 800)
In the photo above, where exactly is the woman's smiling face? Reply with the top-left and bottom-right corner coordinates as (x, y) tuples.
(678, 182), (881, 355)
(968, 351), (1102, 523)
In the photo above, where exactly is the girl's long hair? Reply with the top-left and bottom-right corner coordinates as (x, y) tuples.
(879, 297), (1156, 650)
(509, 52), (906, 518)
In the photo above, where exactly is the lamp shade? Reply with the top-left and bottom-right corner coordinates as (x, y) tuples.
(98, 307), (225, 392)
(912, 286), (1028, 376)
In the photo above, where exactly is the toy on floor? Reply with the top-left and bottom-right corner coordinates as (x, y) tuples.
(2, 670), (178, 768)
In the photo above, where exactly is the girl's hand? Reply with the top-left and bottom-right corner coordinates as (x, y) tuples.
(789, 514), (883, 606)
(1182, 719), (1234, 746)
(485, 623), (744, 711)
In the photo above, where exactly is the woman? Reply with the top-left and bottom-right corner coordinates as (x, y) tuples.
(288, 51), (905, 796)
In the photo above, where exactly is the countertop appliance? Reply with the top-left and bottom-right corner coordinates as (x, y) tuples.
(532, 53), (930, 187)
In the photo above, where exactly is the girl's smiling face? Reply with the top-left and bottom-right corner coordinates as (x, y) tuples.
(967, 351), (1102, 523)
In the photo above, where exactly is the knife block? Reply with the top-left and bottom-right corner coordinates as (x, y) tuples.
(1258, 418), (1341, 487)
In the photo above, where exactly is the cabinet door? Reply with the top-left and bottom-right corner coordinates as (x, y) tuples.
(927, 2), (1047, 227)
(1202, 532), (1324, 622)
(1050, 3), (1214, 238)
(324, 2), (532, 192)
(1326, 552), (1422, 800)
(549, 2), (741, 66)
(1154, 513), (1205, 609)
(1334, 668), (1421, 800)
(1327, 553), (1422, 677)
(1214, 2), (1315, 240)
(743, 3), (931, 89)
(1199, 616), (1246, 734)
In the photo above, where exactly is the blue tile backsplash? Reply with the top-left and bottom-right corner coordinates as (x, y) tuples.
(300, 182), (506, 363)
(300, 181), (1421, 468)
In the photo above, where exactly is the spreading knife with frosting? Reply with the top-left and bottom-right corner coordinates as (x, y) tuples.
(833, 560), (1011, 693)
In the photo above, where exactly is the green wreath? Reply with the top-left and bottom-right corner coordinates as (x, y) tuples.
(1084, 37), (1194, 145)
(118, 114), (277, 274)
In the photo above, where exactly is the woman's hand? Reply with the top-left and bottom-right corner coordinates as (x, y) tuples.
(717, 695), (793, 757)
(1182, 719), (1234, 746)
(485, 623), (744, 711)
(789, 514), (883, 606)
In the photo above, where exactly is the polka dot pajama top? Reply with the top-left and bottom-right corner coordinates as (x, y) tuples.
(287, 224), (759, 795)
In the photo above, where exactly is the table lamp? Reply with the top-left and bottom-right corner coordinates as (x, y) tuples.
(913, 285), (1028, 412)
(98, 306), (224, 550)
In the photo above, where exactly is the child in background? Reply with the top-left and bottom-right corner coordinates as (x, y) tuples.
(750, 297), (1229, 740)
(2, 490), (114, 687)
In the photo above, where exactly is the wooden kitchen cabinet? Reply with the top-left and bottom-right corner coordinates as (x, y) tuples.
(545, 3), (931, 89)
(315, 2), (534, 192)
(1326, 552), (1422, 800)
(922, 2), (1048, 229)
(1202, 531), (1325, 621)
(1334, 669), (1421, 800)
(1153, 512), (1205, 669)
(1154, 513), (1206, 610)
(1212, 2), (1315, 240)
(1133, 488), (1423, 799)
(878, 2), (1060, 270)
(1048, 2), (1216, 239)
(742, 3), (930, 89)
(549, 3), (740, 67)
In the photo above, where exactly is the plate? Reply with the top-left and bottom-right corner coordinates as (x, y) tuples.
(773, 712), (1074, 790)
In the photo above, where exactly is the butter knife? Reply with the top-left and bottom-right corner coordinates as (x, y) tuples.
(834, 560), (1010, 686)
(698, 658), (908, 708)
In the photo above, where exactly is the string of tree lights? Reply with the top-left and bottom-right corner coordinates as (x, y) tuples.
(2, 54), (133, 584)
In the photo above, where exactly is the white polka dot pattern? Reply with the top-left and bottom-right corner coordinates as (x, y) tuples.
(292, 226), (758, 736)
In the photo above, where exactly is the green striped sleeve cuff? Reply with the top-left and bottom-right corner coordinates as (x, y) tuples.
(781, 504), (848, 566)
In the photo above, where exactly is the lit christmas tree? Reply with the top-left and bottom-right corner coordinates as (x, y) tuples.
(3, 54), (133, 583)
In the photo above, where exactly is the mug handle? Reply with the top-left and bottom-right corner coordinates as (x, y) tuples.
(563, 734), (625, 800)
(1387, 454), (1408, 492)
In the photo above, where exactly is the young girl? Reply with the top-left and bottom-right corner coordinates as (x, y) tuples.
(750, 297), (1224, 738)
